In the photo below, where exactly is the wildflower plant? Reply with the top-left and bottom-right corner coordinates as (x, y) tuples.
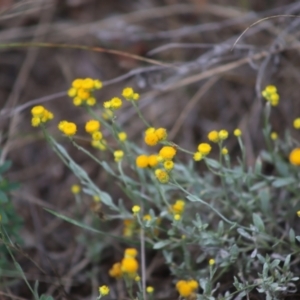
(30, 81), (300, 300)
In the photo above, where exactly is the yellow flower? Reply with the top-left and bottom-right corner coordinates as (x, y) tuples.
(92, 131), (103, 141)
(176, 281), (193, 298)
(124, 248), (138, 258)
(59, 121), (77, 136)
(136, 155), (149, 168)
(262, 85), (280, 106)
(72, 79), (83, 89)
(171, 200), (185, 214)
(99, 285), (110, 296)
(67, 88), (77, 97)
(87, 97), (96, 106)
(135, 275), (141, 281)
(155, 169), (169, 183)
(187, 280), (199, 290)
(145, 127), (155, 135)
(73, 97), (82, 106)
(164, 160), (174, 170)
(221, 147), (228, 155)
(103, 101), (111, 109)
(77, 88), (90, 100)
(143, 214), (152, 221)
(209, 258), (215, 266)
(144, 132), (159, 146)
(93, 195), (100, 202)
(94, 79), (102, 89)
(146, 286), (154, 293)
(218, 129), (228, 140)
(91, 140), (107, 151)
(82, 78), (94, 89)
(159, 146), (176, 160)
(110, 97), (123, 109)
(155, 128), (167, 141)
(31, 105), (45, 117)
(174, 214), (181, 221)
(121, 257), (139, 274)
(114, 150), (124, 162)
(133, 93), (140, 100)
(197, 143), (211, 155)
(148, 155), (159, 167)
(118, 132), (127, 142)
(270, 132), (278, 140)
(71, 184), (80, 194)
(85, 120), (100, 134)
(208, 130), (219, 143)
(289, 148), (300, 166)
(233, 128), (242, 137)
(109, 262), (122, 278)
(297, 211), (300, 217)
(293, 118), (300, 129)
(122, 87), (134, 99)
(31, 117), (41, 127)
(193, 152), (203, 161)
(132, 205), (141, 214)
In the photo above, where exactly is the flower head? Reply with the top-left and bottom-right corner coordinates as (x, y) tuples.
(208, 130), (219, 143)
(145, 132), (159, 146)
(71, 184), (80, 194)
(171, 200), (185, 214)
(121, 257), (139, 274)
(218, 130), (228, 140)
(164, 160), (174, 170)
(209, 258), (215, 266)
(132, 205), (141, 214)
(262, 85), (280, 106)
(293, 118), (300, 129)
(234, 128), (242, 137)
(297, 211), (300, 217)
(85, 120), (100, 134)
(159, 146), (176, 160)
(58, 121), (77, 136)
(155, 169), (169, 183)
(114, 150), (124, 162)
(146, 286), (154, 294)
(155, 128), (167, 141)
(193, 152), (203, 161)
(221, 147), (228, 155)
(176, 280), (198, 298)
(197, 143), (211, 155)
(148, 154), (159, 167)
(99, 285), (110, 296)
(110, 97), (123, 109)
(118, 132), (127, 142)
(124, 248), (138, 258)
(136, 155), (149, 168)
(31, 106), (53, 126)
(270, 132), (278, 140)
(289, 148), (300, 166)
(109, 262), (122, 278)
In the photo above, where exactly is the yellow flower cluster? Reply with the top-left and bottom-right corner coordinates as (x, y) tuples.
(261, 85), (279, 106)
(122, 87), (140, 101)
(207, 130), (228, 143)
(136, 154), (159, 168)
(103, 97), (123, 110)
(176, 279), (199, 298)
(194, 143), (211, 161)
(31, 105), (54, 127)
(68, 78), (102, 106)
(144, 127), (168, 146)
(109, 248), (139, 279)
(289, 148), (300, 166)
(123, 219), (136, 237)
(170, 200), (185, 221)
(118, 132), (127, 142)
(58, 120), (77, 136)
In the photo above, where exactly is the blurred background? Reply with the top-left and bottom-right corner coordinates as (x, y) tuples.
(1, 0), (300, 299)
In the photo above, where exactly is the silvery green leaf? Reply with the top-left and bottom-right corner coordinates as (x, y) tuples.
(153, 240), (171, 249)
(296, 236), (300, 242)
(283, 254), (291, 269)
(237, 228), (252, 240)
(257, 254), (265, 263)
(270, 259), (280, 268)
(252, 213), (265, 232)
(250, 181), (266, 191)
(101, 161), (115, 175)
(251, 248), (257, 258)
(258, 189), (270, 214)
(205, 158), (220, 169)
(263, 262), (269, 278)
(289, 228), (296, 244)
(272, 177), (295, 188)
